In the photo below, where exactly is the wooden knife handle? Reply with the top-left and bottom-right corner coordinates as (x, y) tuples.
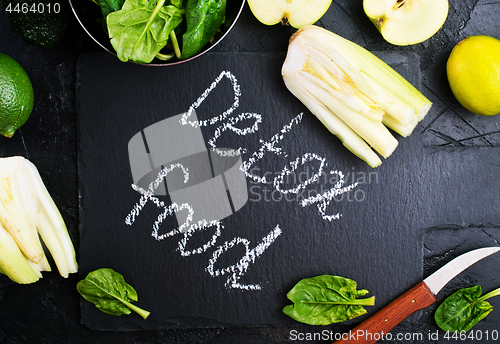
(333, 281), (437, 344)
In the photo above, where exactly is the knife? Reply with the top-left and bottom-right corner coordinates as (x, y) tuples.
(333, 246), (500, 344)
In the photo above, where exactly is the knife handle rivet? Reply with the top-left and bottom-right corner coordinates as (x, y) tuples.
(412, 299), (416, 303)
(384, 318), (388, 322)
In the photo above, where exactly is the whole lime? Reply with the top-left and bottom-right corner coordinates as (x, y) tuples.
(447, 35), (500, 116)
(0, 53), (34, 137)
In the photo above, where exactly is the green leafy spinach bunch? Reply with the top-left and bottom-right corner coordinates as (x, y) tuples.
(92, 0), (227, 63)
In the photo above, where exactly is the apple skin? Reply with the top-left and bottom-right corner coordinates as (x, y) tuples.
(247, 0), (333, 29)
(363, 0), (449, 46)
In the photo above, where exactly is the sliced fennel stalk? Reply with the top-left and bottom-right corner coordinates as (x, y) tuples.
(0, 178), (45, 264)
(0, 221), (42, 284)
(282, 25), (432, 167)
(0, 156), (78, 283)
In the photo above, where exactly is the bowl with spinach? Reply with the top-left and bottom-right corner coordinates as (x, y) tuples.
(70, 0), (245, 65)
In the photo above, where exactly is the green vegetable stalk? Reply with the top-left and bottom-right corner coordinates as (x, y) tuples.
(0, 156), (78, 283)
(77, 268), (150, 319)
(282, 25), (432, 167)
(283, 275), (375, 325)
(0, 221), (42, 284)
(435, 285), (500, 332)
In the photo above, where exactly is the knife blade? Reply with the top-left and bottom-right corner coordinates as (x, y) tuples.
(333, 246), (500, 344)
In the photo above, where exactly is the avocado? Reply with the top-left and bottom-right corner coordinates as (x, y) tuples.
(0, 0), (71, 48)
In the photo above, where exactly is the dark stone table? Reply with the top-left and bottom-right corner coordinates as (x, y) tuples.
(1, 0), (500, 343)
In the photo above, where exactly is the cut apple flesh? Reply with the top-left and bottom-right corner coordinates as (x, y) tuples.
(364, 0), (449, 45)
(247, 0), (332, 29)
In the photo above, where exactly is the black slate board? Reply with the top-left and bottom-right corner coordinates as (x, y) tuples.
(76, 51), (500, 331)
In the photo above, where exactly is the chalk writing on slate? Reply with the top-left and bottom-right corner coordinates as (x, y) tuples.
(124, 70), (358, 290)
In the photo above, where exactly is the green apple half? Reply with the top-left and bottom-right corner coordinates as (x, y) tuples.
(363, 0), (449, 45)
(247, 0), (332, 29)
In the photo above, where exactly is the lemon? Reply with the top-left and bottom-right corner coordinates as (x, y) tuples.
(0, 53), (34, 137)
(446, 35), (500, 116)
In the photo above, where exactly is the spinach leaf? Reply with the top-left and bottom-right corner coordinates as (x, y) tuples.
(180, 0), (226, 59)
(168, 0), (186, 9)
(435, 285), (500, 332)
(107, 0), (183, 63)
(95, 0), (125, 19)
(283, 275), (375, 325)
(77, 268), (150, 319)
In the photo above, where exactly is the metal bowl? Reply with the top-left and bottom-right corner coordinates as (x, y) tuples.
(69, 0), (245, 66)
